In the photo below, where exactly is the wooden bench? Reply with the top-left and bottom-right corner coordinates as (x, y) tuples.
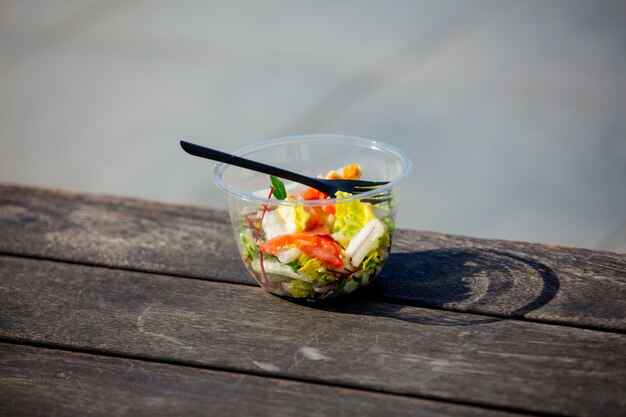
(0, 184), (624, 416)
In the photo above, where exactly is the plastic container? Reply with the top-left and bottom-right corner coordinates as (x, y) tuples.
(214, 134), (411, 301)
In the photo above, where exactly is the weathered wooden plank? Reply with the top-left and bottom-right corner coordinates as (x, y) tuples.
(377, 233), (626, 330)
(0, 344), (520, 417)
(1, 184), (625, 330)
(1, 256), (624, 417)
(0, 184), (247, 283)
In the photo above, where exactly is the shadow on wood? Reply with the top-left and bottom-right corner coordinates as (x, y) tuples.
(298, 249), (560, 326)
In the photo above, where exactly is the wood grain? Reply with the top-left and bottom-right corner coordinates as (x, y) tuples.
(374, 233), (626, 331)
(0, 184), (247, 283)
(0, 344), (522, 417)
(1, 256), (624, 417)
(1, 184), (624, 330)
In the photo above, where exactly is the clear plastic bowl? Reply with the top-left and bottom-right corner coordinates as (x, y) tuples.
(214, 135), (412, 301)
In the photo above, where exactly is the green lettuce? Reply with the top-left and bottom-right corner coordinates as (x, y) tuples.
(361, 252), (383, 271)
(297, 255), (334, 284)
(286, 279), (314, 298)
(383, 217), (395, 233)
(240, 233), (258, 258)
(276, 201), (310, 232)
(332, 191), (375, 247)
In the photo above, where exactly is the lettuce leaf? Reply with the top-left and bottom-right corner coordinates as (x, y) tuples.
(332, 191), (374, 247)
(297, 255), (334, 284)
(362, 252), (383, 271)
(276, 202), (310, 233)
(251, 257), (300, 279)
(383, 217), (395, 233)
(240, 233), (258, 258)
(285, 279), (314, 298)
(298, 256), (324, 274)
(293, 205), (311, 231)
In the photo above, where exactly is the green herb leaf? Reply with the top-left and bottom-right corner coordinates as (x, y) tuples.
(270, 175), (287, 200)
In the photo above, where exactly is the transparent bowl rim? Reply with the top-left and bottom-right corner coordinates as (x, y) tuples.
(213, 134), (412, 206)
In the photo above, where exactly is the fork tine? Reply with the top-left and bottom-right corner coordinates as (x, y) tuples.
(349, 186), (392, 204)
(316, 178), (390, 197)
(353, 180), (389, 186)
(362, 194), (392, 204)
(351, 184), (382, 190)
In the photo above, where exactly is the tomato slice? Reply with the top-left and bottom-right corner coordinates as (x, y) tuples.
(259, 233), (343, 268)
(321, 204), (335, 215)
(303, 188), (320, 200)
(297, 236), (343, 268)
(303, 187), (331, 200)
(307, 225), (331, 235)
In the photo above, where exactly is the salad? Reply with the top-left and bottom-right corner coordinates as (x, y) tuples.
(238, 164), (395, 301)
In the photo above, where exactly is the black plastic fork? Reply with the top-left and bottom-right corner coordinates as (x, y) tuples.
(180, 140), (389, 198)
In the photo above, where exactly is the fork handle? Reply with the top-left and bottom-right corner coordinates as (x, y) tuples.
(180, 140), (330, 192)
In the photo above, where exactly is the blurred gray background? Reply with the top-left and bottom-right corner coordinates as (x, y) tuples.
(1, 0), (625, 252)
